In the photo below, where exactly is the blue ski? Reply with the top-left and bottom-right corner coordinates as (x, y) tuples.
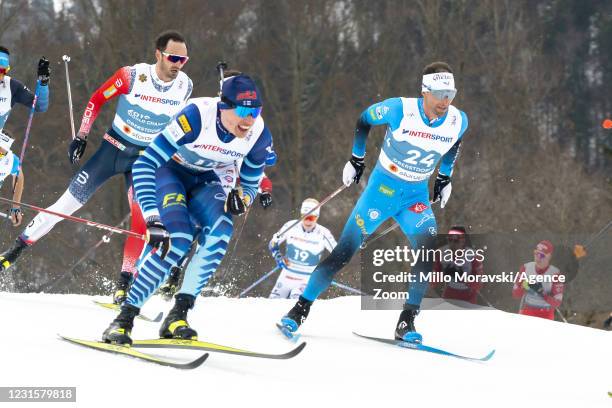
(276, 323), (302, 343)
(353, 332), (495, 362)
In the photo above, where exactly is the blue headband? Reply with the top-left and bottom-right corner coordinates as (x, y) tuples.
(0, 52), (9, 68)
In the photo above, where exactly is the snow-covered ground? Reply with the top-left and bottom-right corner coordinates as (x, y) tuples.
(0, 292), (609, 408)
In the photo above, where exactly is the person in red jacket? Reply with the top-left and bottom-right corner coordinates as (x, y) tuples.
(512, 240), (564, 320)
(432, 226), (483, 304)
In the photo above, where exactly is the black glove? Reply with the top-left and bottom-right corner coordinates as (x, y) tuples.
(349, 155), (365, 184)
(259, 191), (272, 209)
(443, 263), (462, 278)
(432, 174), (451, 203)
(37, 57), (50, 85)
(69, 137), (87, 164)
(528, 282), (544, 295)
(145, 216), (170, 260)
(225, 188), (247, 216)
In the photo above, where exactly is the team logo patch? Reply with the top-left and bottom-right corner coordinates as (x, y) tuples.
(162, 192), (186, 208)
(378, 184), (395, 197)
(103, 85), (117, 99)
(177, 114), (192, 133)
(368, 209), (380, 220)
(408, 202), (428, 213)
(138, 74), (147, 83)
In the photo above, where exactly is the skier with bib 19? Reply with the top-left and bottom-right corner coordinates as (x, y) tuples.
(279, 61), (468, 343)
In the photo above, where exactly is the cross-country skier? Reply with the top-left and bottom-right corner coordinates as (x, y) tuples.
(102, 73), (272, 345)
(0, 130), (25, 227)
(512, 240), (564, 320)
(157, 149), (276, 300)
(0, 32), (192, 301)
(268, 198), (337, 299)
(279, 61), (468, 343)
(0, 46), (50, 131)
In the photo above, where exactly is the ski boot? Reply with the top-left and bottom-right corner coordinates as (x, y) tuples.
(0, 237), (29, 272)
(158, 266), (181, 301)
(159, 294), (198, 340)
(279, 296), (313, 334)
(112, 271), (133, 304)
(102, 303), (140, 345)
(394, 305), (423, 344)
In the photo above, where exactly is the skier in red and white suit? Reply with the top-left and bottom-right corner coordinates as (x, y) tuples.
(512, 240), (564, 320)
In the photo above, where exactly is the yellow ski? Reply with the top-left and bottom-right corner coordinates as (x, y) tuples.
(132, 338), (306, 360)
(59, 335), (208, 369)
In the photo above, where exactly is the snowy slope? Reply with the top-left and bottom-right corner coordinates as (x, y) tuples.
(0, 292), (610, 408)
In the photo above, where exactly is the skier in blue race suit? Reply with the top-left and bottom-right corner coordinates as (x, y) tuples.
(279, 61), (468, 344)
(102, 74), (272, 345)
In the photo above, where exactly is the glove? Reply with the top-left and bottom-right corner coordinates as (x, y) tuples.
(432, 174), (452, 208)
(37, 57), (50, 85)
(342, 155), (365, 186)
(259, 191), (272, 209)
(145, 216), (170, 260)
(225, 188), (247, 216)
(274, 253), (289, 270)
(69, 136), (87, 164)
(443, 263), (462, 278)
(9, 207), (22, 227)
(528, 281), (544, 295)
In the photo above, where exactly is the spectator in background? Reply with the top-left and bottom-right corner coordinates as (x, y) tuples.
(512, 240), (564, 320)
(432, 226), (483, 304)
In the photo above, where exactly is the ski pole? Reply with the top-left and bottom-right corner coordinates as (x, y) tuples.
(239, 266), (280, 297)
(276, 184), (349, 239)
(0, 196), (145, 239)
(62, 55), (76, 140)
(17, 82), (39, 166)
(216, 61), (227, 95)
(41, 213), (131, 292)
(331, 280), (366, 295)
(360, 222), (400, 249)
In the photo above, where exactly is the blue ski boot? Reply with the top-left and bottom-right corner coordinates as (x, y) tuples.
(394, 306), (423, 344)
(278, 296), (312, 340)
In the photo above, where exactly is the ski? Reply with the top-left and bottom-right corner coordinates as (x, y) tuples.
(353, 332), (495, 362)
(92, 301), (163, 322)
(276, 323), (302, 343)
(59, 335), (208, 369)
(132, 338), (307, 360)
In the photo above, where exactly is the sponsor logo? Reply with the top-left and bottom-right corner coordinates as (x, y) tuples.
(133, 94), (181, 106)
(429, 226), (437, 235)
(191, 144), (245, 158)
(214, 192), (226, 201)
(375, 106), (389, 120)
(408, 202), (428, 213)
(76, 170), (89, 185)
(0, 97), (7, 102)
(115, 78), (123, 88)
(236, 90), (257, 101)
(416, 213), (435, 228)
(368, 208), (380, 220)
(401, 129), (453, 143)
(81, 101), (95, 131)
(432, 73), (453, 81)
(451, 114), (457, 126)
(378, 184), (395, 197)
(177, 114), (191, 133)
(389, 164), (399, 173)
(224, 175), (233, 183)
(103, 134), (126, 151)
(178, 80), (183, 89)
(138, 74), (147, 83)
(162, 192), (186, 208)
(122, 125), (131, 134)
(369, 108), (377, 121)
(103, 85), (117, 99)
(355, 214), (367, 236)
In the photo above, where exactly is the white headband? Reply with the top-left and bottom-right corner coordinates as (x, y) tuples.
(422, 72), (455, 93)
(0, 131), (14, 151)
